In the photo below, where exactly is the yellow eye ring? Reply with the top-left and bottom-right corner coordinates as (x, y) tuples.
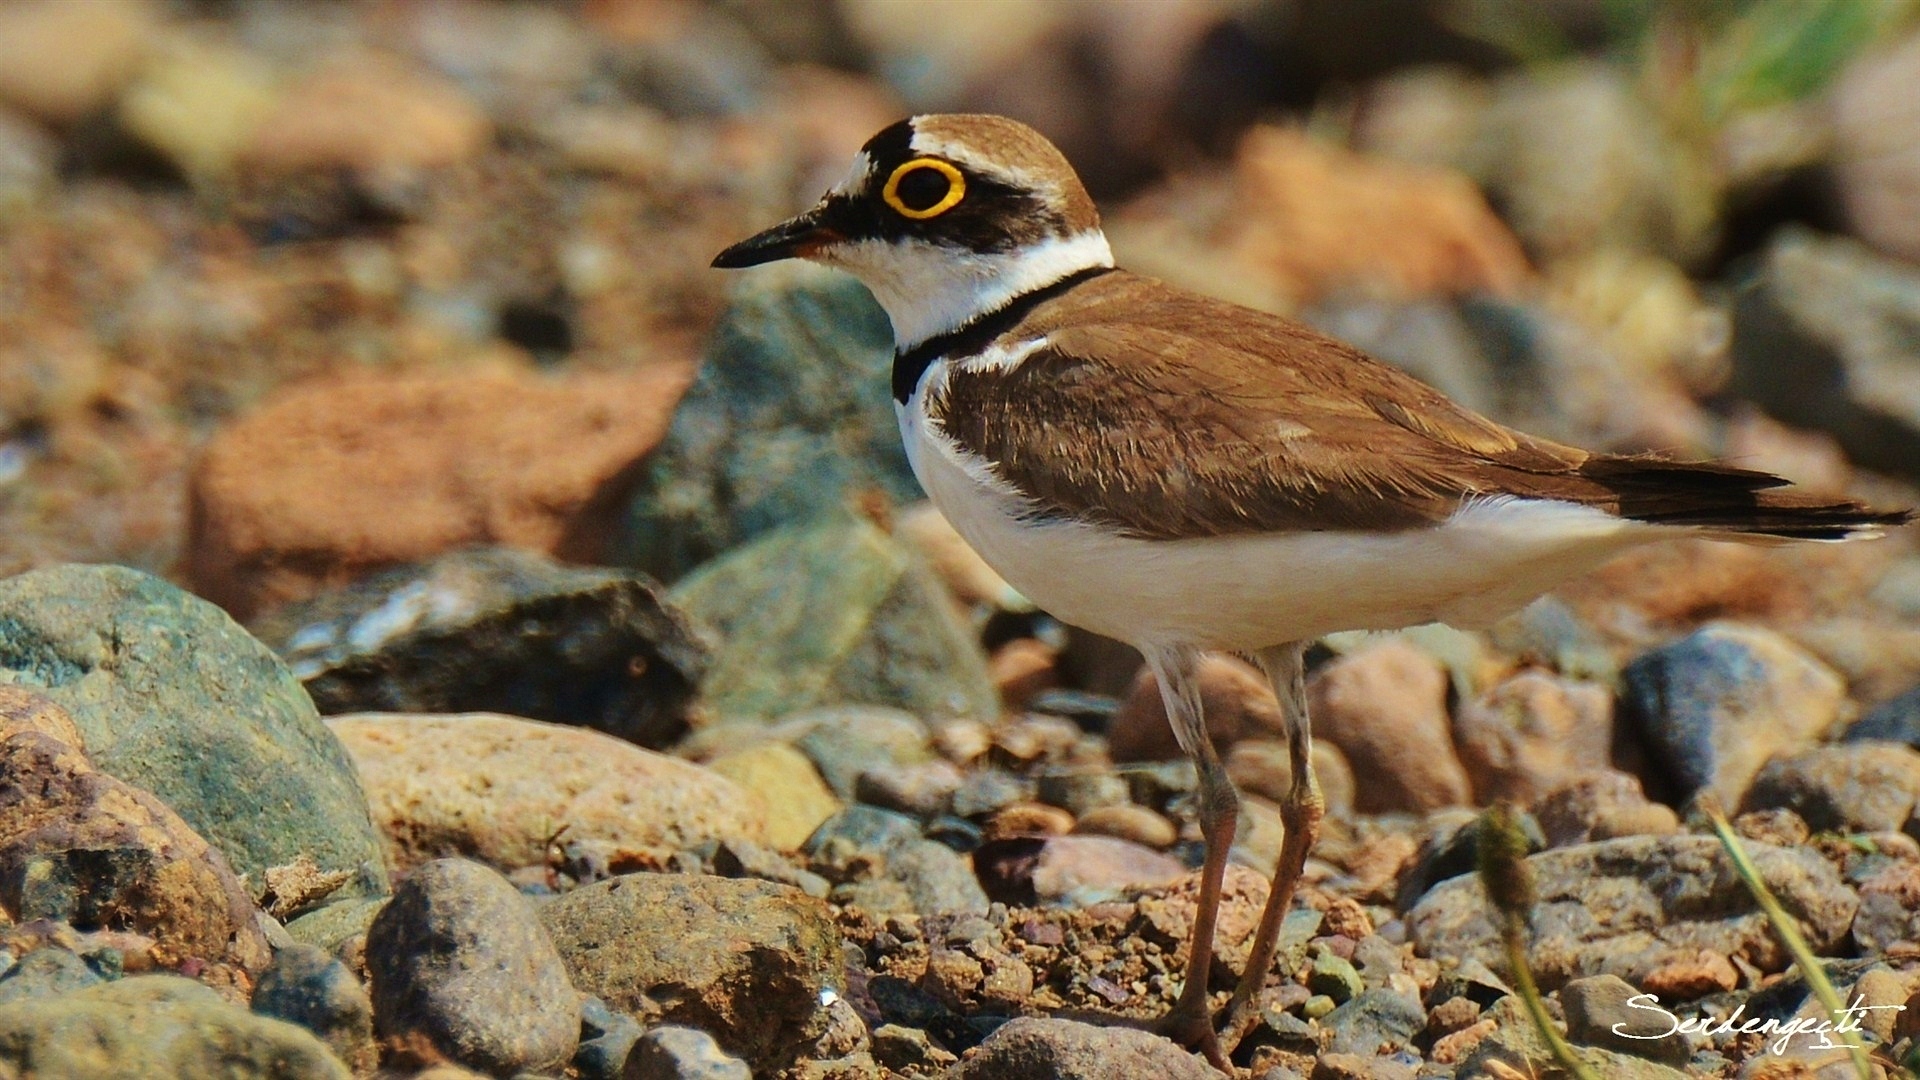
(883, 158), (966, 219)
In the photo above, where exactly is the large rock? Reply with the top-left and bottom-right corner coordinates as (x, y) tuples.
(0, 975), (350, 1079)
(1108, 653), (1285, 761)
(252, 547), (708, 749)
(0, 716), (270, 971)
(615, 267), (910, 581)
(1832, 32), (1920, 265)
(539, 873), (840, 1072)
(328, 712), (766, 871)
(1742, 742), (1920, 834)
(188, 364), (691, 618)
(1409, 834), (1858, 991)
(948, 1016), (1215, 1080)
(1728, 228), (1920, 482)
(668, 519), (997, 723)
(1453, 670), (1614, 806)
(250, 943), (377, 1074)
(1308, 640), (1472, 813)
(1617, 622), (1845, 807)
(0, 565), (386, 896)
(366, 859), (580, 1077)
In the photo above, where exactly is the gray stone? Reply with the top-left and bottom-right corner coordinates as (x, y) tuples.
(251, 943), (376, 1074)
(1847, 683), (1920, 749)
(0, 974), (350, 1079)
(1488, 596), (1619, 684)
(250, 547), (708, 749)
(1742, 742), (1920, 833)
(1728, 228), (1920, 482)
(804, 804), (923, 859)
(1035, 768), (1132, 817)
(539, 872), (841, 1073)
(1561, 973), (1691, 1065)
(576, 995), (645, 1080)
(366, 858), (580, 1076)
(669, 520), (997, 723)
(0, 947), (102, 1007)
(285, 897), (387, 958)
(1409, 834), (1858, 991)
(838, 838), (989, 916)
(623, 1025), (752, 1080)
(951, 768), (1035, 818)
(1322, 987), (1426, 1056)
(1617, 622), (1845, 807)
(0, 564), (386, 896)
(948, 1016), (1216, 1080)
(617, 267), (910, 580)
(788, 705), (934, 799)
(855, 759), (962, 818)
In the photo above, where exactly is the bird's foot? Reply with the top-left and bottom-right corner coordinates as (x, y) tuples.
(1152, 998), (1234, 1075)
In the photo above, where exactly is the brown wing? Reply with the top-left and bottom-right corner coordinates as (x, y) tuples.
(927, 271), (1899, 540)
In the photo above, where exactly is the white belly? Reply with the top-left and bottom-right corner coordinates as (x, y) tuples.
(898, 396), (1656, 651)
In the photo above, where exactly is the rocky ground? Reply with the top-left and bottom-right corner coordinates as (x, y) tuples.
(4, 2), (1920, 1079)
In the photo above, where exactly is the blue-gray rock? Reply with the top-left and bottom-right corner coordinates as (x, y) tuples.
(249, 547), (708, 749)
(366, 858), (580, 1076)
(804, 804), (924, 859)
(1729, 228), (1920, 482)
(538, 873), (841, 1073)
(1323, 988), (1426, 1056)
(1617, 622), (1844, 806)
(622, 1025), (752, 1080)
(1847, 683), (1920, 749)
(575, 995), (644, 1080)
(669, 519), (998, 723)
(618, 267), (910, 581)
(251, 943), (376, 1074)
(0, 564), (386, 896)
(1742, 742), (1920, 834)
(786, 705), (934, 798)
(0, 975), (350, 1079)
(838, 837), (990, 916)
(951, 768), (1036, 819)
(0, 948), (102, 1007)
(948, 1016), (1216, 1080)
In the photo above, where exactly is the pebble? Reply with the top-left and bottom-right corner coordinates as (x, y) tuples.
(1534, 769), (1681, 846)
(1309, 640), (1472, 812)
(948, 1016), (1217, 1080)
(856, 759), (964, 818)
(787, 706), (937, 799)
(1308, 952), (1366, 1004)
(978, 834), (1185, 906)
(1452, 669), (1613, 805)
(575, 996), (644, 1080)
(1107, 653), (1286, 761)
(951, 769), (1036, 818)
(623, 1026), (752, 1080)
(1073, 804), (1178, 849)
(804, 804), (924, 859)
(1847, 682), (1920, 749)
(705, 741), (839, 850)
(0, 0), (151, 122)
(1225, 738), (1357, 818)
(0, 948), (103, 1007)
(1618, 622), (1846, 807)
(1742, 742), (1920, 833)
(284, 898), (387, 960)
(1035, 768), (1132, 816)
(839, 838), (990, 915)
(365, 859), (580, 1076)
(539, 873), (840, 1073)
(1832, 32), (1920, 264)
(989, 802), (1076, 838)
(250, 943), (377, 1074)
(1560, 973), (1692, 1064)
(1323, 987), (1426, 1056)
(1311, 1052), (1416, 1080)
(332, 711), (767, 870)
(871, 1023), (957, 1071)
(242, 50), (491, 174)
(1851, 860), (1920, 955)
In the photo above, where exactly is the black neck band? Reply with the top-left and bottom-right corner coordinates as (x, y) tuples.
(891, 266), (1114, 404)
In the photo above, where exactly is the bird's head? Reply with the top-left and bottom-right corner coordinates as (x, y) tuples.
(713, 114), (1112, 349)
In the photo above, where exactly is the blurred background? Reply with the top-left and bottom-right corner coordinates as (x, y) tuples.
(2, 0), (1919, 623)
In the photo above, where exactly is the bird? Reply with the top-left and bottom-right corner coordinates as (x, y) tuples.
(712, 113), (1908, 1071)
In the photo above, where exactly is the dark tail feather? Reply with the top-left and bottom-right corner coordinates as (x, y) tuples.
(1578, 455), (1912, 541)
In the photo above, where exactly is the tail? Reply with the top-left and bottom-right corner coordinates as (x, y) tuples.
(1576, 456), (1912, 542)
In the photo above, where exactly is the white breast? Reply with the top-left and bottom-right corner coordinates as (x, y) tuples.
(898, 360), (1657, 651)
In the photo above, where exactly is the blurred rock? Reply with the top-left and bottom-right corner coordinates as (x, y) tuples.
(243, 50), (491, 174)
(576, 995), (645, 1080)
(366, 859), (579, 1076)
(0, 974), (348, 1079)
(1728, 228), (1920, 481)
(1618, 622), (1845, 807)
(948, 1016), (1215, 1080)
(871, 1023), (956, 1072)
(1851, 860), (1920, 955)
(1559, 538), (1820, 630)
(785, 705), (936, 799)
(285, 898), (387, 960)
(1034, 769), (1129, 817)
(1453, 670), (1613, 806)
(0, 948), (102, 1007)
(618, 267), (909, 580)
(805, 804), (924, 861)
(118, 33), (282, 180)
(1310, 641), (1471, 813)
(1073, 805), (1177, 850)
(250, 943), (376, 1074)
(857, 759), (964, 819)
(976, 835), (1184, 906)
(328, 712), (766, 870)
(895, 502), (1027, 611)
(0, 0), (154, 123)
(1848, 682), (1920, 749)
(189, 364), (691, 618)
(705, 742), (840, 851)
(1409, 834), (1857, 991)
(0, 565), (385, 897)
(1225, 739), (1356, 818)
(0, 724), (270, 971)
(253, 548), (707, 748)
(624, 1025), (753, 1080)
(1831, 32), (1920, 264)
(1742, 743), (1920, 834)
(1109, 653), (1285, 761)
(540, 873), (839, 1073)
(1458, 994), (1691, 1080)
(1534, 770), (1681, 847)
(0, 107), (55, 209)
(669, 519), (997, 722)
(1398, 809), (1545, 906)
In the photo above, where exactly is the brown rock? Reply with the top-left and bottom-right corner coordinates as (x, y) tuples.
(1109, 654), (1284, 762)
(1534, 770), (1680, 847)
(706, 742), (842, 852)
(1453, 670), (1614, 806)
(950, 1016), (1216, 1080)
(0, 727), (270, 971)
(988, 637), (1060, 710)
(0, 686), (84, 748)
(1028, 835), (1185, 902)
(1136, 865), (1272, 977)
(1557, 539), (1815, 628)
(1073, 805), (1177, 849)
(243, 50), (490, 174)
(188, 364), (692, 618)
(1639, 951), (1737, 998)
(1833, 32), (1920, 264)
(894, 502), (1026, 611)
(0, 0), (153, 123)
(327, 712), (766, 871)
(1432, 1017), (1498, 1064)
(1309, 641), (1471, 813)
(1226, 738), (1357, 817)
(989, 802), (1075, 839)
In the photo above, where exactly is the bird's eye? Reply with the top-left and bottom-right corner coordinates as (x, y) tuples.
(883, 159), (966, 219)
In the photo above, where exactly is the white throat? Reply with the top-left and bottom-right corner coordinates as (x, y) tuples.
(822, 230), (1113, 350)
